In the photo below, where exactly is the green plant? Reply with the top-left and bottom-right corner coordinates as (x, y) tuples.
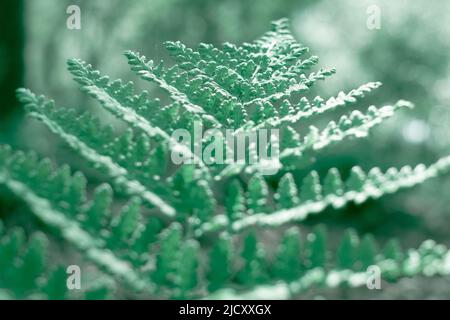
(1, 18), (450, 299)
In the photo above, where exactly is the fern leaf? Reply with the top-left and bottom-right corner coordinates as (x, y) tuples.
(274, 173), (299, 209)
(254, 81), (382, 129)
(207, 233), (233, 292)
(153, 223), (182, 287)
(337, 229), (359, 269)
(197, 156), (450, 236)
(272, 227), (302, 281)
(125, 51), (222, 125)
(175, 239), (200, 297)
(206, 227), (450, 299)
(0, 225), (110, 299)
(232, 157), (450, 231)
(225, 179), (246, 221)
(236, 232), (269, 285)
(278, 100), (414, 172)
(246, 174), (269, 214)
(217, 100), (413, 178)
(66, 59), (208, 171)
(16, 89), (175, 218)
(0, 145), (158, 294)
(6, 17), (450, 299)
(359, 235), (379, 270)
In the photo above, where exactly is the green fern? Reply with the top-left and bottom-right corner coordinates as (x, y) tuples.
(0, 222), (110, 299)
(1, 18), (450, 299)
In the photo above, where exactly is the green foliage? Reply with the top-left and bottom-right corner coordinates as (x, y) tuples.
(246, 174), (269, 214)
(208, 227), (450, 299)
(225, 179), (246, 221)
(153, 223), (183, 287)
(272, 227), (302, 281)
(0, 224), (109, 299)
(275, 173), (299, 209)
(306, 226), (327, 269)
(337, 229), (358, 269)
(207, 234), (232, 292)
(0, 18), (450, 299)
(176, 240), (200, 297)
(236, 232), (269, 285)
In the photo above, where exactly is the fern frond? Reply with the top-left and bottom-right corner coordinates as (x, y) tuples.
(7, 17), (450, 299)
(66, 58), (208, 172)
(0, 145), (160, 294)
(206, 227), (450, 299)
(197, 156), (450, 236)
(16, 89), (176, 218)
(125, 51), (223, 126)
(288, 100), (413, 153)
(244, 100), (414, 176)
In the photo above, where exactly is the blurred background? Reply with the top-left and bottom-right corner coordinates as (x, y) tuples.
(1, 0), (450, 298)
